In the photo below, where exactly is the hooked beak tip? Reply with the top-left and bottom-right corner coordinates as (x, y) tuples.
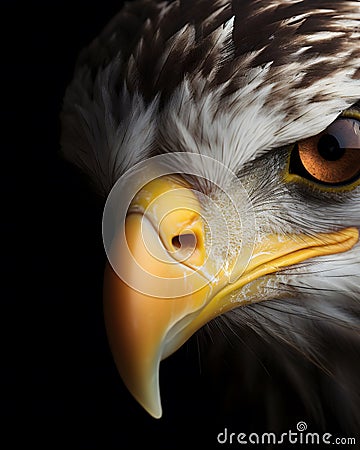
(132, 378), (163, 419)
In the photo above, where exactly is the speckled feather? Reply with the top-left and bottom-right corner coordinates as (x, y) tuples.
(61, 0), (360, 191)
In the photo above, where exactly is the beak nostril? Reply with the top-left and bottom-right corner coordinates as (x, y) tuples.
(172, 235), (181, 249)
(172, 233), (197, 252)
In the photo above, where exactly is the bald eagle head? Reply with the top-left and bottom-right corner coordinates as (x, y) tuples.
(61, 0), (360, 432)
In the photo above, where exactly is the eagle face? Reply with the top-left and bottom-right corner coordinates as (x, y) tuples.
(61, 0), (360, 428)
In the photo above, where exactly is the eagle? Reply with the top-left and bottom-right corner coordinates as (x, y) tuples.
(60, 0), (360, 440)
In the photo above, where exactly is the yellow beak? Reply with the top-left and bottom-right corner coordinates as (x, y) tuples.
(103, 176), (359, 418)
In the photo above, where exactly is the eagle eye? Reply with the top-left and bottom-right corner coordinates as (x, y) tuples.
(289, 116), (360, 187)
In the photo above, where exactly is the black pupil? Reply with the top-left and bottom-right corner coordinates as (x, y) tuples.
(317, 134), (346, 161)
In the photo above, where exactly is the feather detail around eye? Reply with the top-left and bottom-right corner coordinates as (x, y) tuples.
(61, 0), (360, 195)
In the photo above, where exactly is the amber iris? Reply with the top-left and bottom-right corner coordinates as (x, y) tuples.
(297, 134), (359, 184)
(290, 117), (360, 185)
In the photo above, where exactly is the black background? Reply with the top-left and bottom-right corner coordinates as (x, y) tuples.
(2, 2), (357, 449)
